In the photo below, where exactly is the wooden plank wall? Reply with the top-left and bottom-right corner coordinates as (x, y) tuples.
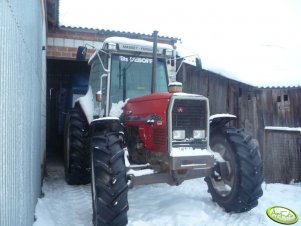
(177, 63), (301, 183)
(177, 64), (256, 134)
(264, 130), (301, 183)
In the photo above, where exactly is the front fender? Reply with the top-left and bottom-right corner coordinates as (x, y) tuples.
(209, 114), (236, 134)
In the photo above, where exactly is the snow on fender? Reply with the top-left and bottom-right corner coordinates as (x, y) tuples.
(209, 113), (236, 122)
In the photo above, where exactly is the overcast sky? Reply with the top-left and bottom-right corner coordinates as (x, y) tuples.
(60, 0), (301, 87)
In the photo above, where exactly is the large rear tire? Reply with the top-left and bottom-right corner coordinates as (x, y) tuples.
(91, 131), (128, 226)
(205, 127), (263, 212)
(64, 107), (90, 185)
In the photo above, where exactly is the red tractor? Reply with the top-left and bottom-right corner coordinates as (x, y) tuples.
(64, 32), (263, 226)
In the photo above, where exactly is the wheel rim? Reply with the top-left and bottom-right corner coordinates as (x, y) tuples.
(210, 142), (235, 197)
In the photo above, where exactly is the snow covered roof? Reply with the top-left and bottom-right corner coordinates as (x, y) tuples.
(181, 59), (301, 89)
(258, 85), (301, 89)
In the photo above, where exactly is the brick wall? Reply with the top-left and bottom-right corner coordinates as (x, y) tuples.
(47, 45), (94, 60)
(47, 27), (102, 60)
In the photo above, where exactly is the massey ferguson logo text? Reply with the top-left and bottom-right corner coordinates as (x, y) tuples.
(119, 44), (162, 54)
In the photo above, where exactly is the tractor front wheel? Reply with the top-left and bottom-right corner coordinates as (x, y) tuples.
(91, 131), (128, 226)
(205, 127), (263, 212)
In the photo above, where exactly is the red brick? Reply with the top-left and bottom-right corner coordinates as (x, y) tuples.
(67, 47), (77, 52)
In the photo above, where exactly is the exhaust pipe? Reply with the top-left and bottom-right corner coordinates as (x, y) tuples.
(151, 30), (158, 93)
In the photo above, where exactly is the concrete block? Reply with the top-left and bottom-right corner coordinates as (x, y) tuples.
(74, 39), (84, 47)
(47, 37), (54, 46)
(54, 38), (64, 46)
(64, 39), (75, 47)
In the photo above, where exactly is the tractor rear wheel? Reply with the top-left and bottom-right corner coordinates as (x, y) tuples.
(205, 127), (263, 212)
(91, 131), (128, 226)
(64, 107), (90, 185)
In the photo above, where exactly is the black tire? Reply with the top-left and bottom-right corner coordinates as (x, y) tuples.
(91, 131), (128, 226)
(205, 127), (263, 212)
(64, 106), (90, 185)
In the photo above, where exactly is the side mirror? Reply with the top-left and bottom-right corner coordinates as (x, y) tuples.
(76, 46), (87, 61)
(196, 57), (202, 70)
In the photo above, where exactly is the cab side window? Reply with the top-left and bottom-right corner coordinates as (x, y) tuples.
(89, 52), (108, 114)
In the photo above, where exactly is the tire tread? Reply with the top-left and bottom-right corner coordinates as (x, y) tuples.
(64, 107), (90, 185)
(91, 131), (128, 226)
(206, 127), (264, 212)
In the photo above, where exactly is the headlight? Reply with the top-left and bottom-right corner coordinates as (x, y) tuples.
(193, 130), (205, 139)
(173, 130), (185, 140)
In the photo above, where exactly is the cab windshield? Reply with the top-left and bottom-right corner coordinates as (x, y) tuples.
(109, 54), (168, 106)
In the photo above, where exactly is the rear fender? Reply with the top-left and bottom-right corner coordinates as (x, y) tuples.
(75, 86), (94, 125)
(209, 114), (236, 134)
(90, 117), (123, 134)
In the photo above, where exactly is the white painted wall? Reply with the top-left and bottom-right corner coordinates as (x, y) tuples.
(47, 37), (103, 48)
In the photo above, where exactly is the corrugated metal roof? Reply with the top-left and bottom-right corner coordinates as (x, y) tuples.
(58, 25), (180, 43)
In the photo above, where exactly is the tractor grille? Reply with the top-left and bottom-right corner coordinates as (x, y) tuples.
(153, 128), (166, 145)
(172, 99), (207, 139)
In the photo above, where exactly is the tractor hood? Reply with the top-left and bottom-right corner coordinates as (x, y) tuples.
(123, 92), (209, 153)
(126, 92), (172, 104)
(123, 92), (172, 152)
(124, 92), (172, 116)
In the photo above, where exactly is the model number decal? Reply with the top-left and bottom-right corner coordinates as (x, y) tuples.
(120, 56), (152, 64)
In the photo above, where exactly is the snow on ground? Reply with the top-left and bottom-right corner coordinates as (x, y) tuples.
(34, 162), (301, 226)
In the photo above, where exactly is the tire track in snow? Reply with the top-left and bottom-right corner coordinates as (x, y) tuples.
(34, 163), (92, 226)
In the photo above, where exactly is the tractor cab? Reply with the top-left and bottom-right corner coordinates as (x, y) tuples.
(85, 37), (176, 119)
